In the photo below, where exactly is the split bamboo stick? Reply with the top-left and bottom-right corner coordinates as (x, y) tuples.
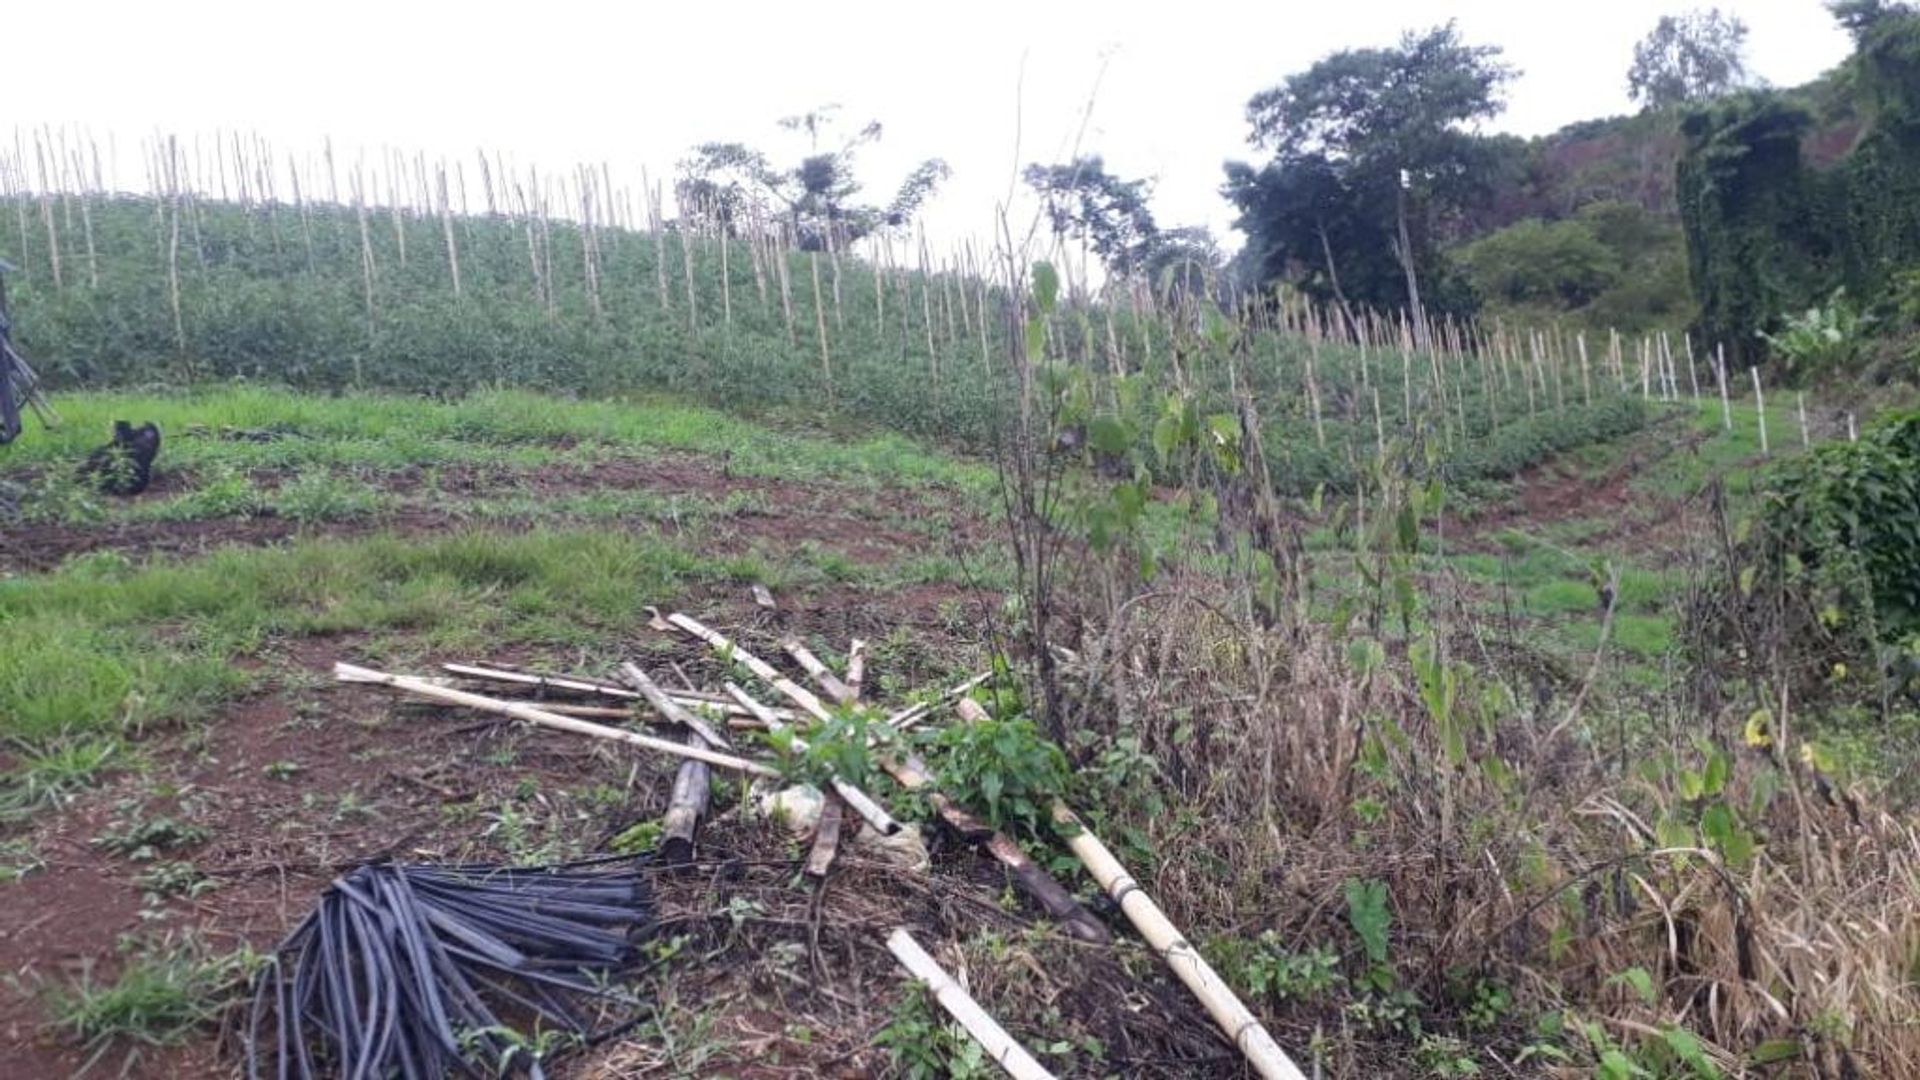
(336, 662), (778, 777)
(886, 929), (1058, 1080)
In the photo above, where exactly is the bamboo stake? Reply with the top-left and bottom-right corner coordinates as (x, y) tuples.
(661, 731), (710, 866)
(845, 640), (867, 701)
(1683, 334), (1701, 401)
(782, 635), (855, 706)
(810, 251), (832, 396)
(336, 663), (779, 776)
(1577, 333), (1592, 406)
(886, 929), (1058, 1080)
(618, 663), (732, 751)
(1797, 392), (1811, 448)
(1751, 367), (1769, 456)
(804, 791), (845, 878)
(1714, 344), (1732, 431)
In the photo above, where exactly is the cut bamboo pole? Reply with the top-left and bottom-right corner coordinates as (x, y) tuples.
(661, 731), (711, 866)
(618, 662), (732, 751)
(336, 662), (778, 777)
(1050, 800), (1305, 1080)
(1751, 367), (1769, 456)
(945, 701), (1303, 1079)
(804, 791), (845, 879)
(1797, 392), (1811, 448)
(886, 929), (1058, 1080)
(782, 635), (855, 706)
(721, 683), (900, 836)
(440, 662), (790, 721)
(652, 610), (831, 721)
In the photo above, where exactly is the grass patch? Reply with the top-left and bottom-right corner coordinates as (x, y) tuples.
(4, 387), (994, 493)
(46, 936), (254, 1060)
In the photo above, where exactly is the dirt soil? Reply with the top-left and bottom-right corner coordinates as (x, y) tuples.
(0, 446), (1079, 1078)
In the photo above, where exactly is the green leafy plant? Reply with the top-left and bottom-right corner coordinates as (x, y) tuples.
(93, 814), (211, 861)
(1761, 290), (1865, 382)
(46, 936), (256, 1060)
(931, 710), (1071, 840)
(873, 983), (991, 1080)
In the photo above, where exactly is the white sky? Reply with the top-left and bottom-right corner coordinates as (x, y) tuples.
(10, 0), (1852, 255)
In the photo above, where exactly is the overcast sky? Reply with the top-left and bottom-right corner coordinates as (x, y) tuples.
(11, 1), (1852, 255)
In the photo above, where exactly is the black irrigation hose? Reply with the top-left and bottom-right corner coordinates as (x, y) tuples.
(246, 857), (656, 1080)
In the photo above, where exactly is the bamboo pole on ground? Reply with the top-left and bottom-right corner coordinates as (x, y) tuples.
(886, 929), (1057, 1080)
(439, 662), (793, 720)
(660, 731), (710, 866)
(781, 635), (856, 706)
(618, 663), (733, 751)
(336, 663), (779, 776)
(943, 704), (1302, 1079)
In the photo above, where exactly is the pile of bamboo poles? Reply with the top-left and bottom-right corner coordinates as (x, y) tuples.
(337, 590), (1308, 1080)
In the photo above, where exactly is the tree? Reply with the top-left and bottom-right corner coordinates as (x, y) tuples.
(1830, 0), (1915, 42)
(1457, 218), (1621, 307)
(1239, 22), (1516, 341)
(1627, 8), (1752, 110)
(1022, 157), (1160, 276)
(678, 105), (949, 250)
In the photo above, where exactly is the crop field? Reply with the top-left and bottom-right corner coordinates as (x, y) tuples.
(1, 158), (1913, 1080)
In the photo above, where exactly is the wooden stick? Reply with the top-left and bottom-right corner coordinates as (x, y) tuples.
(619, 662), (731, 750)
(722, 683), (901, 836)
(782, 635), (856, 706)
(443, 662), (791, 720)
(804, 791), (845, 879)
(845, 640), (868, 701)
(887, 671), (993, 731)
(337, 663), (778, 777)
(661, 731), (710, 866)
(651, 609), (831, 720)
(886, 929), (1058, 1080)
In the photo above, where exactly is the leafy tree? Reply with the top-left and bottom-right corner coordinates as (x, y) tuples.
(1458, 218), (1621, 307)
(1140, 226), (1226, 302)
(1022, 156), (1160, 276)
(1237, 22), (1516, 338)
(1831, 0), (1917, 42)
(1627, 8), (1753, 110)
(678, 105), (949, 250)
(1223, 155), (1400, 314)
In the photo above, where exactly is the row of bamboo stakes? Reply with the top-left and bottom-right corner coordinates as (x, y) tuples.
(2, 126), (1848, 454)
(337, 593), (1309, 1079)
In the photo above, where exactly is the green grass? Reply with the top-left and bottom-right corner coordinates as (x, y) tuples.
(6, 386), (996, 490)
(46, 937), (254, 1056)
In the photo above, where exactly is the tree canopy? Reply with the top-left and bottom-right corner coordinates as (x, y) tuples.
(1229, 22), (1514, 324)
(677, 105), (948, 250)
(1021, 157), (1160, 276)
(1627, 8), (1752, 110)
